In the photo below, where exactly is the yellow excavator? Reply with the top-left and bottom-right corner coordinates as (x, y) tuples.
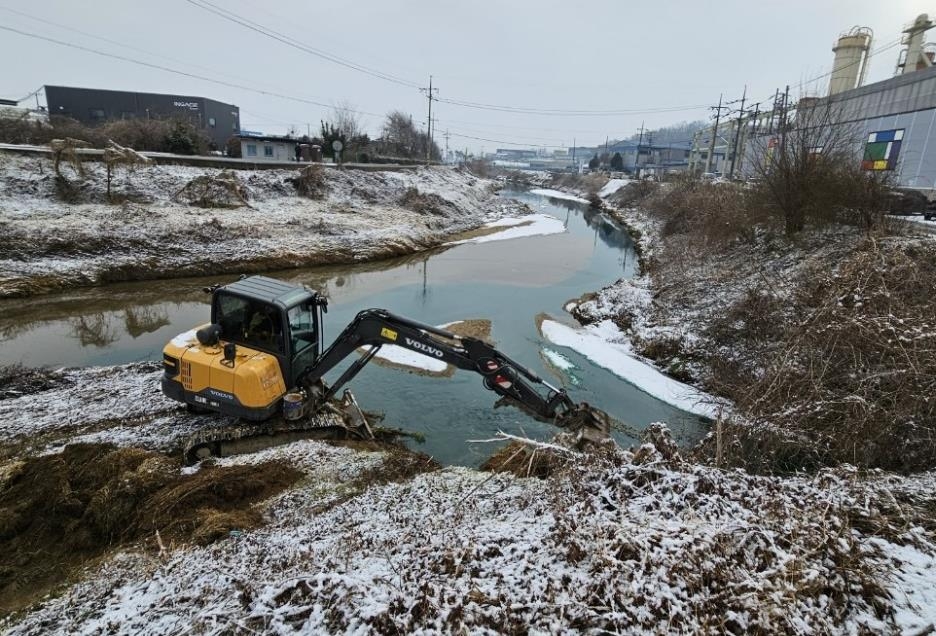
(162, 275), (609, 461)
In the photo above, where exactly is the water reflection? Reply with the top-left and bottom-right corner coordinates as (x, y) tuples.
(68, 314), (118, 348)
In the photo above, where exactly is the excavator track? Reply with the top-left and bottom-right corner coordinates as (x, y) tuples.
(181, 392), (374, 464)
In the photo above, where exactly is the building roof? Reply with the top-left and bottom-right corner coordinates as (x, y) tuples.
(237, 134), (298, 144)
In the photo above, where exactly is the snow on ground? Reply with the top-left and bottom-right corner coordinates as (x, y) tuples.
(446, 213), (566, 245)
(0, 363), (210, 454)
(0, 153), (528, 298)
(5, 433), (936, 635)
(527, 188), (591, 204)
(540, 318), (722, 419)
(598, 178), (629, 198)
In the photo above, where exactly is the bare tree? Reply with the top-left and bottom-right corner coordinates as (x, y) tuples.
(378, 110), (440, 161)
(328, 100), (362, 141)
(749, 100), (877, 233)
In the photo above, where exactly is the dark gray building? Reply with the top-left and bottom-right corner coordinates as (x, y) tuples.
(44, 85), (240, 149)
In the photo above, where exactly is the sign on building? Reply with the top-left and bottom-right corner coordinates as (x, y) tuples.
(862, 129), (904, 171)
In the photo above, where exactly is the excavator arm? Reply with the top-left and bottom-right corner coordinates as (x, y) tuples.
(299, 309), (584, 426)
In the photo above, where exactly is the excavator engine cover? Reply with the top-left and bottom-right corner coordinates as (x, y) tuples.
(162, 325), (287, 420)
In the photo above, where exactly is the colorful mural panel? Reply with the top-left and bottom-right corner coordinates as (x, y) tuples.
(862, 129), (904, 171)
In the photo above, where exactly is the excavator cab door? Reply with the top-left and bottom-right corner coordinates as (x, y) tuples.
(286, 300), (320, 388)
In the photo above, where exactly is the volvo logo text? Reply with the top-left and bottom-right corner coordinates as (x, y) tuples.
(404, 337), (444, 358)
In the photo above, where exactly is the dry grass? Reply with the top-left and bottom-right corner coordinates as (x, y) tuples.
(0, 443), (301, 615)
(174, 170), (250, 208)
(399, 187), (455, 215)
(690, 237), (936, 473)
(290, 164), (328, 199)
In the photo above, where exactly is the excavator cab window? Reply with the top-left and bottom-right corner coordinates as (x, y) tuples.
(244, 304), (284, 352)
(215, 294), (285, 353)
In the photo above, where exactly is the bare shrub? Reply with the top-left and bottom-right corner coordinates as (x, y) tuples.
(749, 101), (893, 234)
(290, 164), (328, 199)
(174, 170), (250, 208)
(646, 178), (769, 246)
(102, 140), (153, 199)
(0, 115), (209, 154)
(399, 187), (453, 215)
(50, 137), (90, 179)
(707, 238), (936, 473)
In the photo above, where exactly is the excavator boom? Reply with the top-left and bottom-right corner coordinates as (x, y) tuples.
(300, 308), (577, 423)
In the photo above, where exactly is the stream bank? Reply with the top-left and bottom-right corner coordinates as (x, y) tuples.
(0, 152), (524, 298)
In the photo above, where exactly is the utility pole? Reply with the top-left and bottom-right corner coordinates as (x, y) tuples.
(729, 85), (747, 179)
(420, 75), (439, 164)
(633, 121), (645, 175)
(705, 94), (725, 174)
(443, 129), (450, 163)
(572, 137), (576, 169)
(737, 101), (760, 177)
(768, 88), (780, 135)
(779, 85), (790, 156)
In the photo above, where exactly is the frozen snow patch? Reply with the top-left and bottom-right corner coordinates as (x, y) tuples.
(599, 178), (629, 198)
(540, 319), (721, 418)
(447, 213), (566, 245)
(528, 188), (590, 204)
(170, 328), (198, 348)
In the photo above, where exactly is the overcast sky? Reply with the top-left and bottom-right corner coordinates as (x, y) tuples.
(1, 0), (933, 151)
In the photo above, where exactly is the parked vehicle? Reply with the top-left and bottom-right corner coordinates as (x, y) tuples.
(925, 199), (936, 221)
(885, 188), (928, 216)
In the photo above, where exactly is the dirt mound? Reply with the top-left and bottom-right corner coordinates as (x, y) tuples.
(0, 443), (301, 615)
(400, 187), (457, 216)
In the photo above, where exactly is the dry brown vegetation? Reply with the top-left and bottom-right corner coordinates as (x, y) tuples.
(174, 170), (250, 208)
(399, 187), (456, 215)
(549, 171), (608, 195)
(623, 163), (936, 473)
(698, 238), (936, 473)
(0, 116), (212, 155)
(0, 443), (301, 615)
(290, 163), (328, 199)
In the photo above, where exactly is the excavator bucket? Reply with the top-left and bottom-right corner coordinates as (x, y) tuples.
(555, 402), (613, 447)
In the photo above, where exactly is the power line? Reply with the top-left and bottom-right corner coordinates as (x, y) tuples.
(0, 24), (387, 119)
(447, 131), (567, 150)
(0, 4), (333, 100)
(436, 96), (710, 117)
(186, 0), (711, 119)
(185, 0), (422, 89)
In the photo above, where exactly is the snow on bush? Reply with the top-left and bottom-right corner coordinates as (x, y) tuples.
(7, 428), (934, 635)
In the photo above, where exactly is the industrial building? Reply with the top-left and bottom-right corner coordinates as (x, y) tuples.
(43, 85), (240, 149)
(689, 13), (936, 190)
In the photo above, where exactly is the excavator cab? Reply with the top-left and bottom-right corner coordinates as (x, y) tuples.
(162, 276), (326, 420)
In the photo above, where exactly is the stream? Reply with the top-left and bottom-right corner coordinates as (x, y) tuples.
(0, 189), (708, 465)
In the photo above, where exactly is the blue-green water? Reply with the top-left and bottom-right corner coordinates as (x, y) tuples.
(0, 190), (707, 465)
